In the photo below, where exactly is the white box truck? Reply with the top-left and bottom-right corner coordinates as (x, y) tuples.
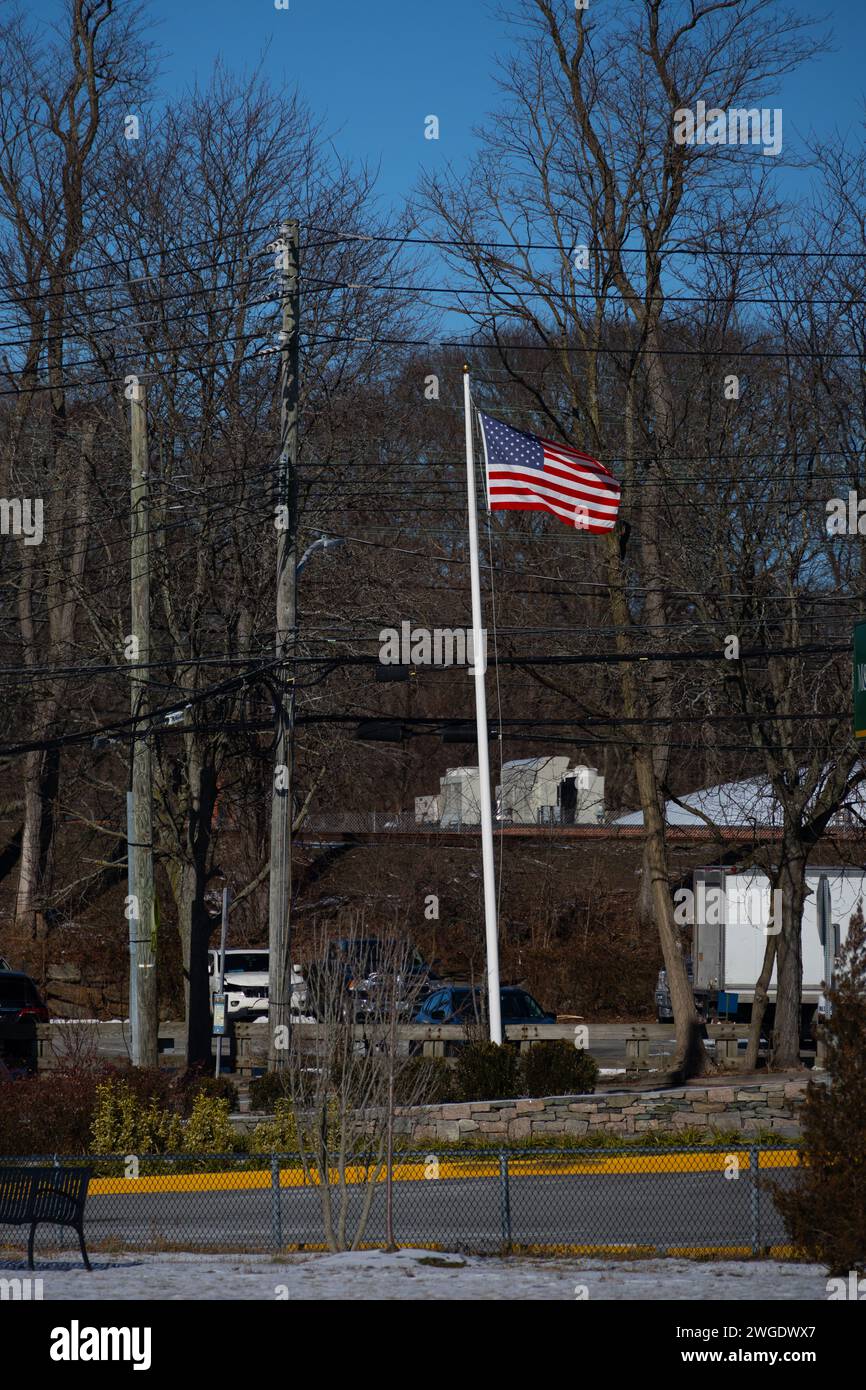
(655, 865), (862, 1030)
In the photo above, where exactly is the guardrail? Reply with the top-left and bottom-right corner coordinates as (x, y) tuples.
(33, 1020), (587, 1074)
(30, 1020), (821, 1076)
(232, 1022), (584, 1076)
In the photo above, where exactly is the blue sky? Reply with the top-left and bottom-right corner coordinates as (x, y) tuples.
(141, 0), (512, 218)
(131, 0), (865, 216)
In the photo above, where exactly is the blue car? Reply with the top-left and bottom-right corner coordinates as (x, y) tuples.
(414, 984), (555, 1025)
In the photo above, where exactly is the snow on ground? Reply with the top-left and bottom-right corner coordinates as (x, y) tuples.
(0, 1250), (831, 1300)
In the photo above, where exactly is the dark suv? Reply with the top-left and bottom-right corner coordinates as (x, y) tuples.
(414, 985), (555, 1025)
(0, 971), (49, 1072)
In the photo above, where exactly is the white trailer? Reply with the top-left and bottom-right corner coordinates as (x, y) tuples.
(684, 865), (863, 1020)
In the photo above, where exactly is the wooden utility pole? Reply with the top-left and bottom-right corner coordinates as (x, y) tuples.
(214, 886), (230, 1079)
(268, 220), (300, 1072)
(130, 381), (158, 1068)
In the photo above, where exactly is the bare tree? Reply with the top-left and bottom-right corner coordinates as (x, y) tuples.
(0, 0), (152, 938)
(277, 915), (437, 1252)
(418, 0), (826, 1071)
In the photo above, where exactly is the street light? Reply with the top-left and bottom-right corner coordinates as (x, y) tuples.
(268, 531), (346, 1071)
(296, 535), (344, 577)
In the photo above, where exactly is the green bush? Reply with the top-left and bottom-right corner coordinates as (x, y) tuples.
(90, 1080), (183, 1154)
(0, 1063), (243, 1157)
(395, 1055), (456, 1106)
(453, 1042), (521, 1102)
(247, 1067), (315, 1112)
(250, 1099), (300, 1153)
(182, 1095), (238, 1153)
(178, 1071), (239, 1114)
(521, 1040), (598, 1097)
(115, 1064), (237, 1117)
(775, 907), (866, 1275)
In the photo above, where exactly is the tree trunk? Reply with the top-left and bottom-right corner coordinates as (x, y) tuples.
(773, 844), (806, 1068)
(744, 931), (777, 1071)
(633, 747), (707, 1074)
(163, 757), (219, 1068)
(16, 742), (61, 935)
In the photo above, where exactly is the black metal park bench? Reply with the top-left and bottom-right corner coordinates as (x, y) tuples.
(0, 1165), (92, 1269)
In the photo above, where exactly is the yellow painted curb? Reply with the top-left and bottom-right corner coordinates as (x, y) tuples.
(86, 1149), (799, 1197)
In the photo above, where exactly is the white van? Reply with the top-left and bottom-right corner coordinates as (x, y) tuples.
(207, 948), (310, 1023)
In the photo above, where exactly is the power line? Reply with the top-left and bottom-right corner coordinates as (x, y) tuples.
(299, 275), (865, 310)
(305, 225), (866, 260)
(0, 656), (285, 760)
(0, 226), (276, 300)
(304, 526), (866, 601)
(267, 331), (866, 362)
(0, 274), (278, 350)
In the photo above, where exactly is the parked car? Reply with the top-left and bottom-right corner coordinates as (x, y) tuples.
(0, 970), (49, 1073)
(307, 938), (440, 1022)
(414, 985), (555, 1026)
(655, 958), (697, 1023)
(0, 971), (49, 1024)
(207, 948), (310, 1024)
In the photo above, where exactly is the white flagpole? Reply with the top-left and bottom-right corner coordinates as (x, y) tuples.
(462, 365), (502, 1045)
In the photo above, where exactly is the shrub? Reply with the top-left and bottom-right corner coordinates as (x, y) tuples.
(182, 1095), (238, 1153)
(250, 1099), (301, 1154)
(394, 1055), (456, 1106)
(107, 1064), (238, 1117)
(775, 907), (866, 1275)
(248, 1067), (283, 1112)
(175, 1068), (239, 1115)
(0, 1069), (107, 1155)
(248, 1067), (316, 1112)
(521, 1040), (598, 1098)
(102, 1066), (177, 1112)
(453, 1042), (521, 1102)
(90, 1080), (183, 1154)
(0, 1064), (236, 1158)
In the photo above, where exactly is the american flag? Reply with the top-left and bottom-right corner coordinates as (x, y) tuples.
(478, 412), (621, 533)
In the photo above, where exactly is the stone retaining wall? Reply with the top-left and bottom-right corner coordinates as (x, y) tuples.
(393, 1079), (815, 1144)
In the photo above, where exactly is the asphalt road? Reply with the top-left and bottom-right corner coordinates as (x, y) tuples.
(42, 1163), (796, 1259)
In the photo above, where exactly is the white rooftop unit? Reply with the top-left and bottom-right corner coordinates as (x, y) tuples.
(414, 794), (441, 825)
(424, 757), (605, 828)
(439, 767), (483, 828)
(557, 764), (605, 825)
(496, 756), (569, 825)
(495, 757), (605, 826)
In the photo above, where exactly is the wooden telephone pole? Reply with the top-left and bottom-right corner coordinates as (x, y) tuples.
(130, 381), (158, 1068)
(268, 220), (300, 1071)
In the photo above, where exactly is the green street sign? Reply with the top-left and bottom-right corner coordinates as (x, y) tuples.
(854, 622), (866, 738)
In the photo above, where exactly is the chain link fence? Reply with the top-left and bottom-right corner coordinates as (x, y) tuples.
(0, 1147), (801, 1261)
